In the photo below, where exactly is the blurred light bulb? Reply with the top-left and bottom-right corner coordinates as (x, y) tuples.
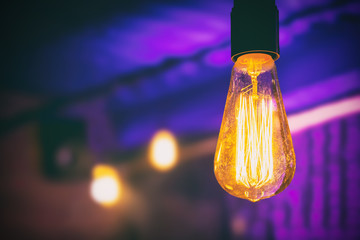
(90, 164), (121, 207)
(214, 53), (296, 202)
(149, 130), (178, 171)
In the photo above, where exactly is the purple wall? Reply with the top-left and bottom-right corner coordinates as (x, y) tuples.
(226, 115), (360, 239)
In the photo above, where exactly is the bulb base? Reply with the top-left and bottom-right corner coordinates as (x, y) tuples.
(231, 0), (279, 62)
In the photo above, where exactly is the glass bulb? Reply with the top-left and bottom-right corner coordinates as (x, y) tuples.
(214, 53), (296, 202)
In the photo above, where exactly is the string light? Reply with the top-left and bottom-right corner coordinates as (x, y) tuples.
(90, 164), (122, 207)
(149, 130), (178, 171)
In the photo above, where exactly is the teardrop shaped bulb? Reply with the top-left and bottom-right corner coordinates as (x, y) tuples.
(214, 53), (296, 202)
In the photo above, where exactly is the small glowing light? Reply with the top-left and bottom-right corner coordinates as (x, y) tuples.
(90, 164), (121, 207)
(231, 216), (247, 236)
(55, 146), (73, 167)
(149, 130), (178, 171)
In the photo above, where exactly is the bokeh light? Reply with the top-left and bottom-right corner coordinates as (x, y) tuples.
(90, 164), (122, 207)
(149, 130), (178, 171)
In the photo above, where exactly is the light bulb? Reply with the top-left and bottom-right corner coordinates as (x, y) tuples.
(149, 130), (178, 171)
(90, 164), (122, 207)
(214, 53), (295, 202)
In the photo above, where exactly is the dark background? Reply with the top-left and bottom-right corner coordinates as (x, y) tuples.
(1, 0), (360, 239)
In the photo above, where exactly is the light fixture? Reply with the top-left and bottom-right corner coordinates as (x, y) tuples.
(149, 130), (178, 171)
(90, 164), (122, 207)
(214, 0), (296, 202)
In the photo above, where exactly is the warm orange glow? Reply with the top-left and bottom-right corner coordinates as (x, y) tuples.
(214, 53), (296, 202)
(149, 130), (178, 171)
(90, 164), (122, 207)
(235, 95), (274, 188)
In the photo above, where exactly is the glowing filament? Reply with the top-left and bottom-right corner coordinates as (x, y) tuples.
(235, 94), (274, 188)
